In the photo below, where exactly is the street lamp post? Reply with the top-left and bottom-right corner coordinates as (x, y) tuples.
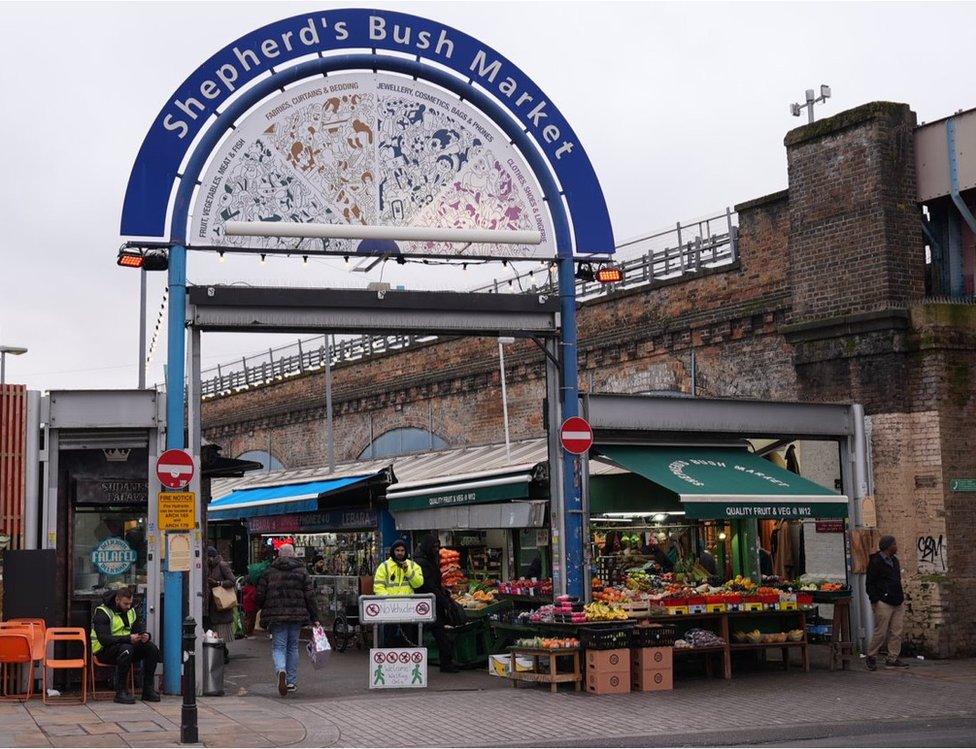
(498, 337), (515, 464)
(0, 345), (28, 386)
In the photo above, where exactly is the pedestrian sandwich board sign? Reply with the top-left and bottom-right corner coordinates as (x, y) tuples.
(359, 594), (437, 624)
(369, 648), (427, 689)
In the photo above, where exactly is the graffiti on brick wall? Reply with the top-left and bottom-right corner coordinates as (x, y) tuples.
(917, 534), (948, 574)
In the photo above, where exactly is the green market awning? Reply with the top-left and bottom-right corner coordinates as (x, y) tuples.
(387, 471), (534, 512)
(594, 445), (848, 520)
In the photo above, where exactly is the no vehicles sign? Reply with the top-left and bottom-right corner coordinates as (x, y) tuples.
(369, 648), (427, 689)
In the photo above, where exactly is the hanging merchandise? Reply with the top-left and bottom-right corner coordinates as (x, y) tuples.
(271, 536), (295, 550)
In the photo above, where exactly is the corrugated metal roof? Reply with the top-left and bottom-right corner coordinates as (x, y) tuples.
(210, 438), (623, 503)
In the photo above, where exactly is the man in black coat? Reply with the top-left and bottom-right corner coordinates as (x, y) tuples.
(414, 534), (459, 673)
(865, 535), (907, 671)
(90, 587), (160, 704)
(256, 544), (320, 695)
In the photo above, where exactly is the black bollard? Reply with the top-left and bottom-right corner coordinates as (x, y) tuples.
(181, 616), (198, 744)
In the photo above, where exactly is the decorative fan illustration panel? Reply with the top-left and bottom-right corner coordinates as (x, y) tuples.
(190, 72), (555, 259)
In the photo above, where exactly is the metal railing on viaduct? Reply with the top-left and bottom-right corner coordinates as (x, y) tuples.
(198, 208), (739, 399)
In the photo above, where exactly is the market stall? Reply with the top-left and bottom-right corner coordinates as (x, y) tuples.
(484, 442), (851, 690)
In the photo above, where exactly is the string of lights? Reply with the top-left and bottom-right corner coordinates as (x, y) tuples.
(145, 286), (168, 366)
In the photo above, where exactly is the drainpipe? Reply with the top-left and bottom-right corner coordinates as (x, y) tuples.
(852, 404), (872, 652)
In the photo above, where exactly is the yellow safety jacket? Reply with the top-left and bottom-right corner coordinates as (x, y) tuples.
(373, 558), (424, 596)
(90, 604), (136, 654)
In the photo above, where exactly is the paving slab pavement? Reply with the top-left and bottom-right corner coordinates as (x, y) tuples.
(0, 647), (972, 747)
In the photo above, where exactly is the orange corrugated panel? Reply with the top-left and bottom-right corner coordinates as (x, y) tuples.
(0, 385), (27, 549)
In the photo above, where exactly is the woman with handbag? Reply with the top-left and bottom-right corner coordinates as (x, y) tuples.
(204, 546), (237, 662)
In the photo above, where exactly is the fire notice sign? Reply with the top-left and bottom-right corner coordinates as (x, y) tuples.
(369, 648), (427, 689)
(158, 492), (196, 531)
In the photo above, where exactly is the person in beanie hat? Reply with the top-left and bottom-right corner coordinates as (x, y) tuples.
(865, 535), (907, 670)
(373, 540), (424, 647)
(373, 540), (424, 595)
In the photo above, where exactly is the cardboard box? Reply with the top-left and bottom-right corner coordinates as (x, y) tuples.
(632, 668), (673, 692)
(586, 648), (629, 672)
(586, 670), (630, 695)
(631, 646), (673, 670)
(488, 654), (535, 678)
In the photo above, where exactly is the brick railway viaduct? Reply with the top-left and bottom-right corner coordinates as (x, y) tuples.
(201, 101), (976, 657)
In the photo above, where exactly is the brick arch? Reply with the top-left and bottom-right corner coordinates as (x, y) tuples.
(236, 447), (284, 471)
(358, 425), (449, 460)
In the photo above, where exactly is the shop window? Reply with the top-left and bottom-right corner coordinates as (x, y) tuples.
(73, 509), (147, 599)
(236, 450), (284, 471)
(359, 427), (448, 459)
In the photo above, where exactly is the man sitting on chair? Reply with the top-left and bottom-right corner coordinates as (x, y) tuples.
(90, 586), (161, 704)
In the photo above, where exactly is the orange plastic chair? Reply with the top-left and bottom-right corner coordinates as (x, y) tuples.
(42, 628), (87, 705)
(0, 631), (35, 701)
(1, 620), (44, 663)
(90, 650), (134, 701)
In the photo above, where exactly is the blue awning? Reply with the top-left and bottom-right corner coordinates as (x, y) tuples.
(208, 475), (371, 521)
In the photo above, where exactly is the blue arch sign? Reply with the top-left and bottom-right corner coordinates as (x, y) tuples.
(121, 8), (614, 255)
(126, 9), (606, 694)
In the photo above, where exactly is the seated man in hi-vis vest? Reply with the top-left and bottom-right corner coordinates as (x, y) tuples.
(90, 586), (161, 704)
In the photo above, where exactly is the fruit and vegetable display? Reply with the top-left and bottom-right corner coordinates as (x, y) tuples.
(439, 548), (466, 588)
(583, 602), (629, 621)
(673, 556), (713, 584)
(515, 637), (580, 650)
(497, 578), (553, 597)
(553, 595), (586, 623)
(592, 588), (631, 604)
(722, 575), (757, 592)
(674, 628), (726, 649)
(453, 589), (497, 610)
(732, 629), (805, 643)
(799, 581), (847, 592)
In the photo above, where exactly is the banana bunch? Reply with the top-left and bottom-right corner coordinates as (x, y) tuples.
(584, 602), (628, 621)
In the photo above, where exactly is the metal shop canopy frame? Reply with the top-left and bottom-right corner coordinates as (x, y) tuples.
(207, 474), (379, 521)
(594, 445), (848, 520)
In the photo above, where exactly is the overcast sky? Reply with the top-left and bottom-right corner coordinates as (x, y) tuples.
(1, 1), (972, 392)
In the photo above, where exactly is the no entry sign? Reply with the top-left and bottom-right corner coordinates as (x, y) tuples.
(156, 449), (195, 490)
(560, 416), (593, 455)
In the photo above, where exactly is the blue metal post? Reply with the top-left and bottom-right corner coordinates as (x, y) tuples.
(163, 244), (187, 695)
(557, 256), (584, 599)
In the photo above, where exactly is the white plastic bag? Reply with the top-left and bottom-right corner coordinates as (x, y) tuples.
(307, 626), (331, 670)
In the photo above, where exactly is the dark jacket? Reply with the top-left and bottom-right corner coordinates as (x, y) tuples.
(92, 589), (148, 650)
(866, 552), (904, 607)
(204, 556), (237, 625)
(414, 537), (444, 596)
(255, 556), (319, 627)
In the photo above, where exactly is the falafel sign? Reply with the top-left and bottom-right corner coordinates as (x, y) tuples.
(359, 594), (437, 623)
(91, 537), (137, 576)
